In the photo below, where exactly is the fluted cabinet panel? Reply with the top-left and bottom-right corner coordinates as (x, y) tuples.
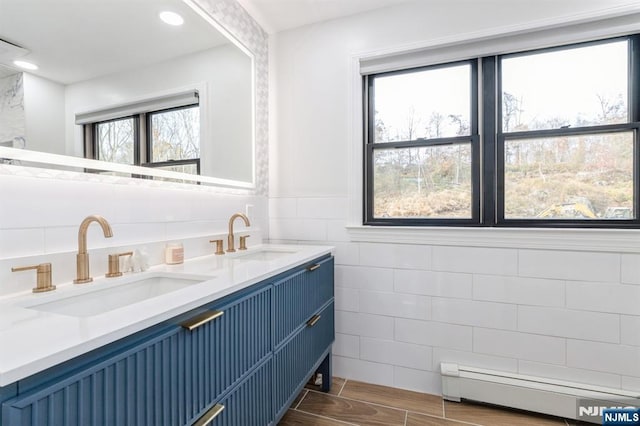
(199, 359), (271, 426)
(3, 328), (182, 426)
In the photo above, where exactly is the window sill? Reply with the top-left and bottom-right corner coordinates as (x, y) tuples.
(345, 225), (640, 253)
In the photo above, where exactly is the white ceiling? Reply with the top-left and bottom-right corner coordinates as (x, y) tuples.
(0, 0), (413, 84)
(0, 0), (230, 85)
(237, 0), (412, 34)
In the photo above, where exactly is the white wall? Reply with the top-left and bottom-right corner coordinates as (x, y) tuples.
(0, 73), (25, 147)
(269, 0), (640, 394)
(64, 43), (253, 183)
(23, 73), (65, 154)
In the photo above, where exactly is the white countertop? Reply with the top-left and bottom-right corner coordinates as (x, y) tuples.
(0, 244), (333, 387)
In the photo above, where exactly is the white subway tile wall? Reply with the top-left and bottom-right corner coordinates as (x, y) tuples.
(0, 173), (267, 297)
(517, 360), (622, 389)
(393, 366), (442, 395)
(332, 356), (394, 387)
(395, 318), (472, 351)
(517, 306), (620, 343)
(621, 315), (640, 346)
(622, 376), (640, 392)
(620, 254), (640, 284)
(567, 281), (640, 315)
(269, 195), (640, 394)
(567, 340), (640, 377)
(360, 337), (432, 371)
(395, 270), (472, 299)
(473, 328), (566, 365)
(359, 291), (430, 320)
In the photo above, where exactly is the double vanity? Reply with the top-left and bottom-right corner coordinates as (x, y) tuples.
(0, 236), (334, 425)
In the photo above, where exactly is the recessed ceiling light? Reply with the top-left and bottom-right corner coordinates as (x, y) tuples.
(159, 11), (184, 26)
(13, 60), (38, 70)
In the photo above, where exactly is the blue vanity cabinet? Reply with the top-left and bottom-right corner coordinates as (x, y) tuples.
(2, 284), (271, 426)
(1, 253), (334, 426)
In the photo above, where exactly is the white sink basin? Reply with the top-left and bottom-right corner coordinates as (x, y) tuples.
(231, 249), (296, 262)
(25, 273), (208, 317)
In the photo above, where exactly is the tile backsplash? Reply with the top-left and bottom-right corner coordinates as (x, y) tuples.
(0, 169), (266, 297)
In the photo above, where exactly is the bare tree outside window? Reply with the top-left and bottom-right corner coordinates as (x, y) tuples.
(373, 64), (471, 143)
(150, 106), (200, 163)
(373, 144), (472, 218)
(501, 40), (632, 219)
(501, 40), (628, 131)
(96, 118), (134, 164)
(369, 63), (474, 220)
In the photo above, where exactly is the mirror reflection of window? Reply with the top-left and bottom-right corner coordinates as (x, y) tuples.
(82, 92), (201, 176)
(149, 105), (200, 164)
(95, 117), (135, 165)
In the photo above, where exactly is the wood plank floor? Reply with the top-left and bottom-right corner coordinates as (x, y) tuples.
(278, 377), (574, 426)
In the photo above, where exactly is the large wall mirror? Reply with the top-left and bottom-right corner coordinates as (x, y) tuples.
(0, 0), (255, 188)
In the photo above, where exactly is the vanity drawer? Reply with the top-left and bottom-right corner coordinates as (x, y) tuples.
(272, 256), (334, 346)
(191, 359), (272, 426)
(272, 301), (335, 418)
(180, 285), (271, 419)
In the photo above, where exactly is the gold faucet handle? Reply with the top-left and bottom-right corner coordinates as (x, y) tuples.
(239, 235), (250, 250)
(12, 263), (55, 293)
(210, 239), (225, 255)
(106, 251), (133, 278)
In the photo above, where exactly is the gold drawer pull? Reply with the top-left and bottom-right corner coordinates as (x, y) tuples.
(181, 310), (224, 331)
(307, 314), (321, 327)
(193, 403), (224, 426)
(306, 264), (320, 272)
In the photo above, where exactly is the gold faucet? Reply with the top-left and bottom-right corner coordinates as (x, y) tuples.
(74, 215), (113, 284)
(227, 213), (250, 253)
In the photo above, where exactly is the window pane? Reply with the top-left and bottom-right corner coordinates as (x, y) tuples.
(504, 132), (634, 219)
(373, 143), (472, 218)
(501, 40), (628, 132)
(96, 118), (134, 164)
(150, 106), (200, 162)
(373, 64), (471, 142)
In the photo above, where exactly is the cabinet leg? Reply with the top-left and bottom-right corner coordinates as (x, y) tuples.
(318, 352), (332, 392)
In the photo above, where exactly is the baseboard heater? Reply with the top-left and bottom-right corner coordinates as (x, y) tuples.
(441, 363), (640, 424)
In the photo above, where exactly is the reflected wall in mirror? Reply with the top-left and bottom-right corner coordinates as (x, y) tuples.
(0, 69), (24, 149)
(0, 0), (254, 186)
